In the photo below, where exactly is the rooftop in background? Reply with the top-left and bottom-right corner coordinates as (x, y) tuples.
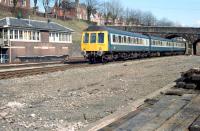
(0, 17), (74, 33)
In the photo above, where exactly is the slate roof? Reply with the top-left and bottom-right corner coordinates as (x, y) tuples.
(0, 17), (74, 33)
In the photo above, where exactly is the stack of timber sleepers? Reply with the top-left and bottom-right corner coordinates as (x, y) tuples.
(176, 68), (200, 90)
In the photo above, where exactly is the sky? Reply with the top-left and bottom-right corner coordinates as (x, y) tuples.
(31, 0), (200, 27)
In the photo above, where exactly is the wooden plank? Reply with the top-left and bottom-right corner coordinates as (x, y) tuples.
(112, 95), (183, 131)
(81, 83), (176, 131)
(156, 94), (200, 131)
(138, 94), (194, 131)
(189, 115), (200, 131)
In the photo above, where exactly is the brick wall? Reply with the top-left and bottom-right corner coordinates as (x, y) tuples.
(9, 41), (70, 62)
(0, 0), (30, 9)
(41, 31), (49, 43)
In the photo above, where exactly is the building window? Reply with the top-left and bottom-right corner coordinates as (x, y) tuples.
(21, 0), (26, 7)
(3, 29), (8, 39)
(10, 0), (13, 5)
(10, 30), (13, 39)
(14, 30), (18, 39)
(49, 32), (70, 43)
(7, 29), (40, 41)
(32, 32), (36, 40)
(24, 31), (28, 40)
(37, 32), (40, 40)
(19, 30), (23, 39)
(28, 31), (31, 40)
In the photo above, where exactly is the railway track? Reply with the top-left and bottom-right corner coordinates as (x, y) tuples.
(0, 63), (91, 80)
(0, 56), (185, 80)
(0, 57), (91, 80)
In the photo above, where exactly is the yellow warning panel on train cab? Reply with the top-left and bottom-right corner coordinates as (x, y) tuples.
(81, 31), (109, 52)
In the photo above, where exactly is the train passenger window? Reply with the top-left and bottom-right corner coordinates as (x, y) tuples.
(119, 36), (121, 43)
(90, 33), (96, 43)
(128, 37), (131, 43)
(131, 38), (134, 44)
(98, 33), (104, 43)
(141, 39), (144, 45)
(84, 33), (89, 43)
(112, 35), (116, 42)
(136, 38), (139, 44)
(121, 37), (124, 43)
(135, 38), (137, 44)
(124, 36), (127, 43)
(133, 38), (135, 43)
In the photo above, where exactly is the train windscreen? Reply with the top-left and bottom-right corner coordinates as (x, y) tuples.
(98, 33), (104, 43)
(83, 33), (89, 43)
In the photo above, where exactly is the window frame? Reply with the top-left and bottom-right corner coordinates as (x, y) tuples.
(98, 33), (104, 44)
(83, 33), (89, 43)
(90, 33), (97, 44)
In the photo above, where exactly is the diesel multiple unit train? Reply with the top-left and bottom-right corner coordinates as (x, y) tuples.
(81, 26), (186, 63)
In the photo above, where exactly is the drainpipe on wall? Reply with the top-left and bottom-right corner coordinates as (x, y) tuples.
(9, 43), (11, 63)
(8, 29), (12, 63)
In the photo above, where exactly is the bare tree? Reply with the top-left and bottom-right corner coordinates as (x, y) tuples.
(43, 0), (53, 17)
(157, 18), (175, 26)
(60, 0), (72, 20)
(100, 1), (112, 25)
(141, 11), (157, 26)
(109, 0), (123, 24)
(127, 9), (143, 26)
(33, 0), (38, 14)
(84, 0), (99, 21)
(13, 0), (18, 10)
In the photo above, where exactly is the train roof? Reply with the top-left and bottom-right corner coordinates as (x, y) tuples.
(85, 26), (150, 39)
(85, 26), (177, 42)
(150, 36), (174, 42)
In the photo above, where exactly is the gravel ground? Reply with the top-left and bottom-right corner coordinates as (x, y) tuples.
(0, 55), (199, 131)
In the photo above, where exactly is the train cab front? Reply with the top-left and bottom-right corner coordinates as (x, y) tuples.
(81, 31), (108, 63)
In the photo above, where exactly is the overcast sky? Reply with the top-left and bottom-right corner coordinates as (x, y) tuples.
(31, 0), (200, 27)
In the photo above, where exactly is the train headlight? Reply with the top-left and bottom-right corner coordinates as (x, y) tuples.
(81, 50), (87, 56)
(97, 49), (103, 56)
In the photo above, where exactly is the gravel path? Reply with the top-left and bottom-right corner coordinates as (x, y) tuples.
(0, 56), (199, 131)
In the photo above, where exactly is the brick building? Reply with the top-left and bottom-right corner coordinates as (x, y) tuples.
(0, 17), (73, 63)
(0, 0), (30, 9)
(52, 0), (87, 20)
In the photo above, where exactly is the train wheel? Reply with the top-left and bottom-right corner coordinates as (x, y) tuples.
(89, 57), (96, 64)
(102, 55), (108, 64)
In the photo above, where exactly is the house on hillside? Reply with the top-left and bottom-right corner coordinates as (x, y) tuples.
(0, 0), (30, 9)
(52, 0), (87, 20)
(0, 17), (74, 63)
(90, 13), (105, 25)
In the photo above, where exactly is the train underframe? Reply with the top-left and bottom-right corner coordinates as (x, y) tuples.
(83, 51), (185, 63)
